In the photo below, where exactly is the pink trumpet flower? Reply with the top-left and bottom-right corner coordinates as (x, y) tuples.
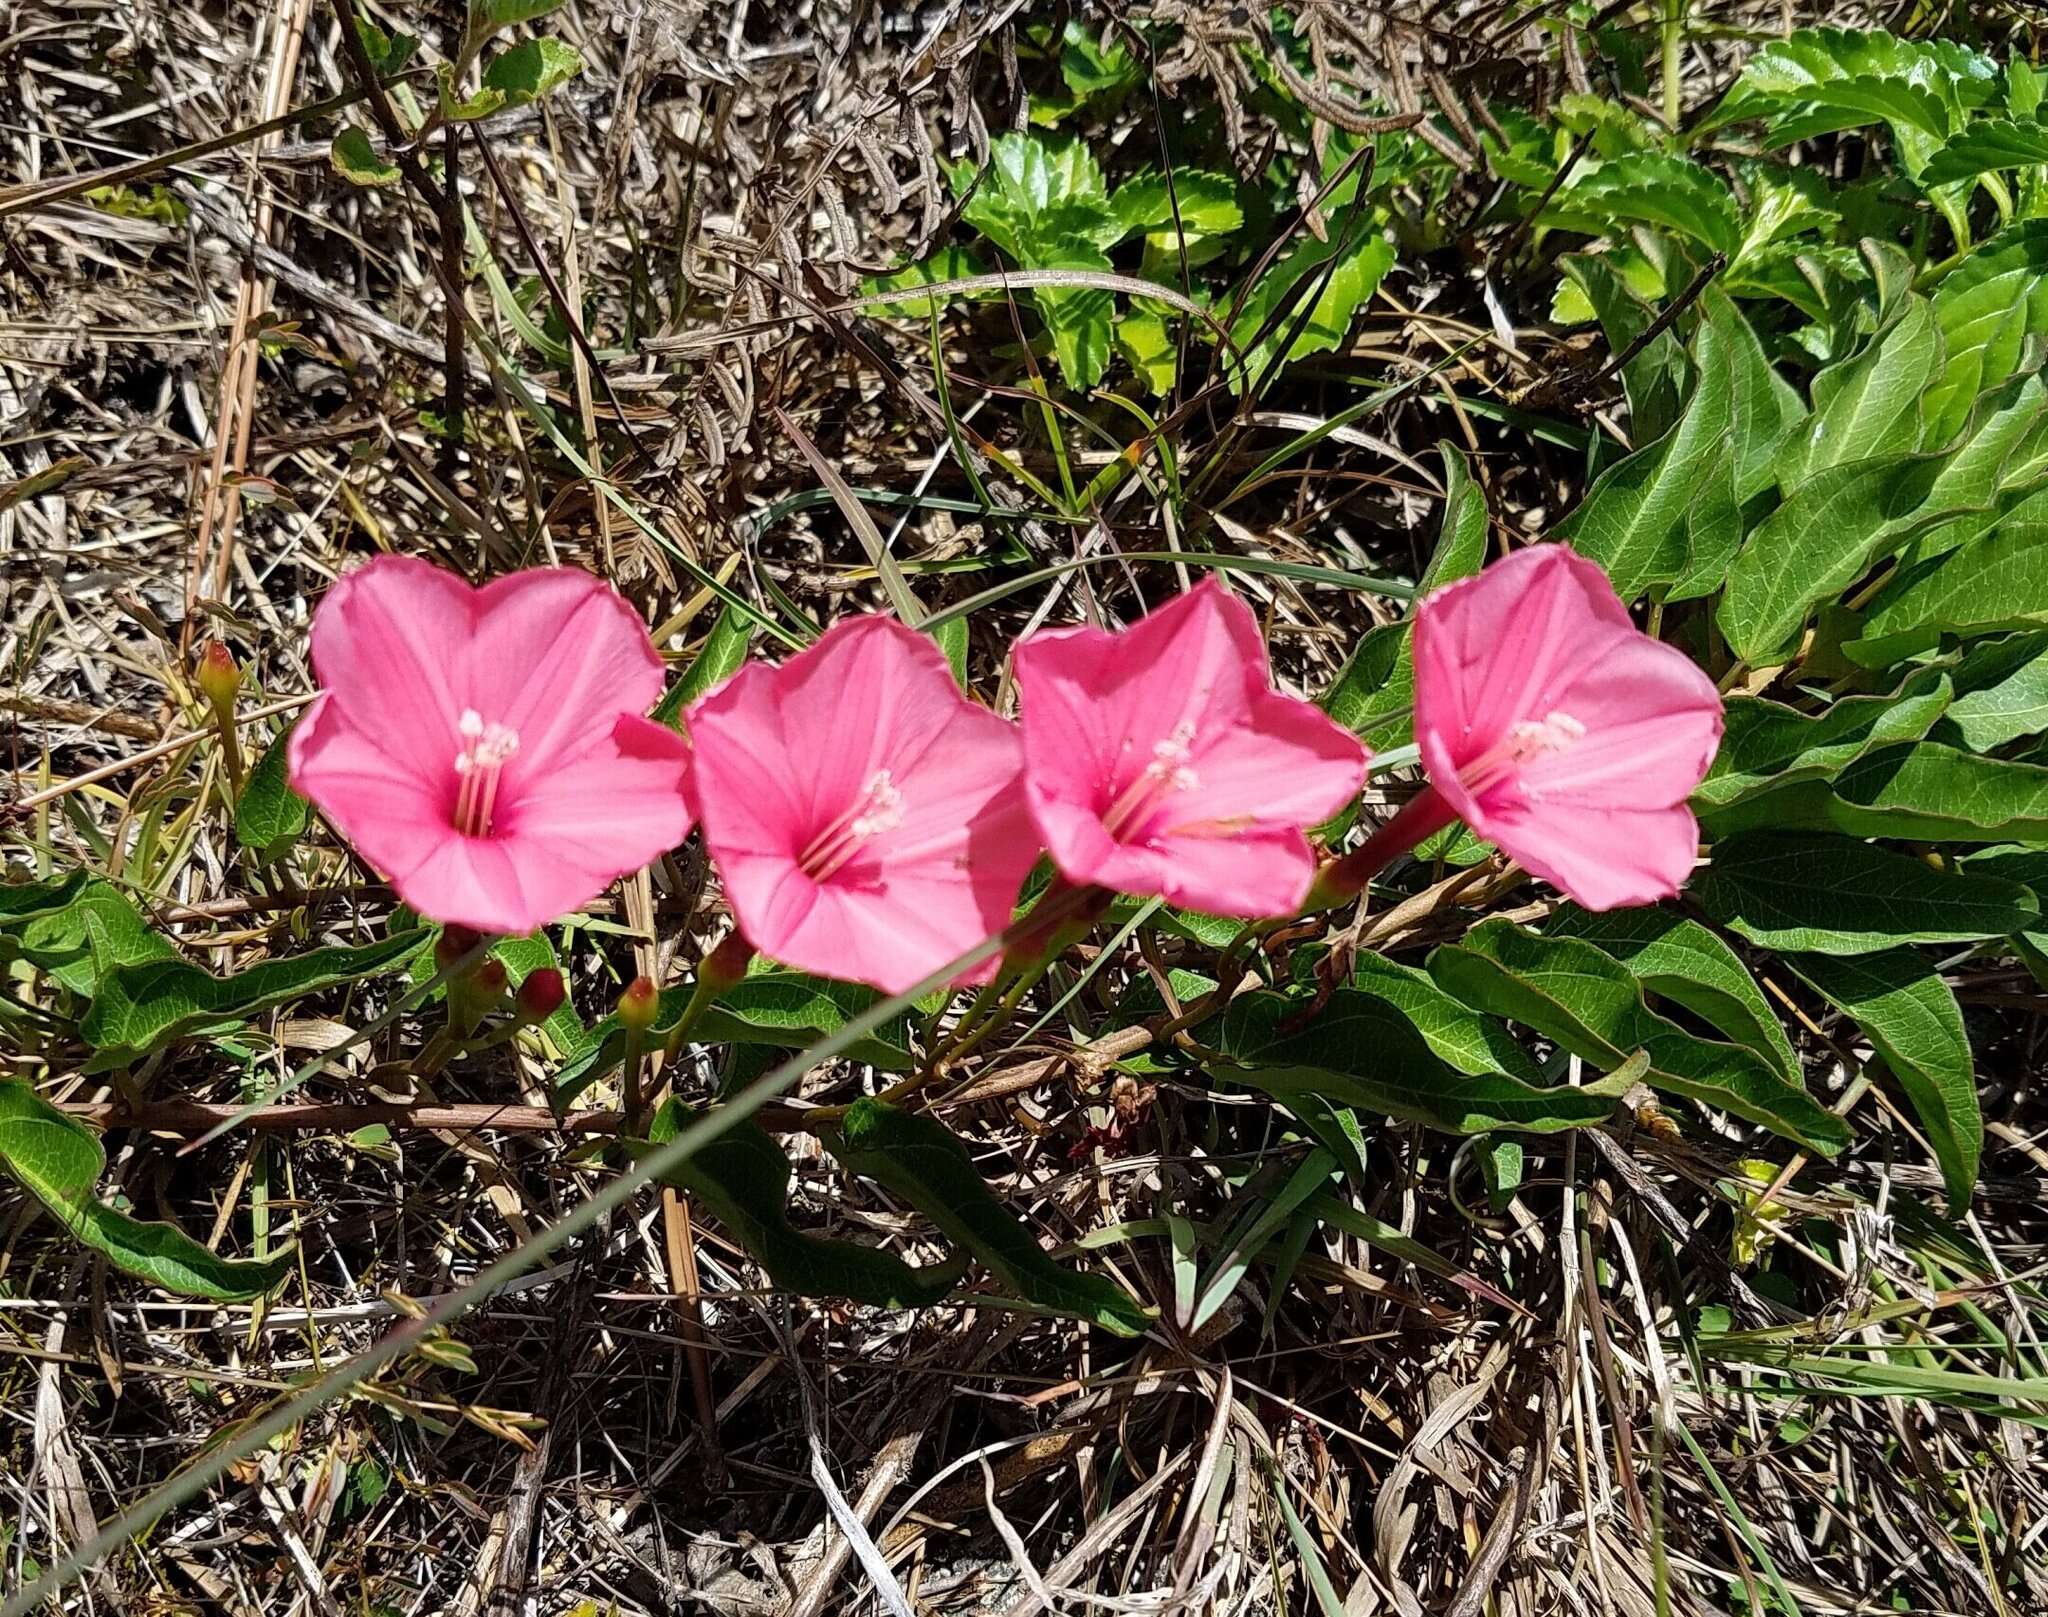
(685, 616), (1041, 996)
(1013, 579), (1368, 917)
(1327, 544), (1723, 910)
(289, 557), (694, 935)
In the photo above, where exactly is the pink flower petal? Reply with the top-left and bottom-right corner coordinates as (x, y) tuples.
(296, 558), (691, 933)
(1405, 542), (1723, 911)
(306, 556), (476, 786)
(1016, 578), (1366, 916)
(1480, 797), (1702, 911)
(469, 569), (667, 778)
(1413, 545), (1635, 768)
(688, 615), (1040, 992)
(288, 692), (455, 874)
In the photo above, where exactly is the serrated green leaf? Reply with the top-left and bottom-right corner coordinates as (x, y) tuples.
(81, 931), (428, 1065)
(235, 720), (309, 854)
(330, 126), (400, 187)
(1923, 118), (2048, 186)
(1711, 28), (1996, 170)
(0, 1080), (291, 1300)
(822, 1101), (1151, 1334)
(1225, 218), (1393, 394)
(1211, 987), (1625, 1135)
(860, 246), (992, 317)
(1695, 831), (2040, 953)
(640, 1104), (964, 1307)
(1115, 310), (1177, 395)
(0, 870), (178, 997)
(479, 36), (581, 108)
(1035, 247), (1115, 390)
(1784, 950), (1978, 1210)
(1548, 152), (1742, 257)
(1696, 673), (1952, 810)
(1056, 19), (1141, 100)
(1111, 169), (1241, 242)
(1924, 218), (2048, 444)
(651, 603), (752, 729)
(1428, 920), (1846, 1154)
(1545, 906), (1799, 1084)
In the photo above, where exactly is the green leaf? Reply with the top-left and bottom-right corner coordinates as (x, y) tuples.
(860, 246), (992, 317)
(1557, 252), (1688, 442)
(1056, 19), (1141, 101)
(436, 62), (504, 121)
(80, 931), (428, 1065)
(0, 1080), (291, 1300)
(640, 1104), (964, 1307)
(1947, 637), (2048, 747)
(1109, 170), (1242, 264)
(1924, 218), (2048, 444)
(353, 16), (419, 73)
(479, 36), (582, 108)
(1698, 675), (1953, 812)
(459, 0), (566, 66)
(1115, 310), (1177, 395)
(1695, 831), (2040, 953)
(1035, 248), (1116, 390)
(0, 871), (178, 997)
(960, 132), (1118, 256)
(1546, 906), (1801, 1085)
(1340, 953), (1547, 1080)
(651, 604), (752, 729)
(1225, 218), (1394, 394)
(1710, 29), (1997, 171)
(1555, 295), (1737, 602)
(1923, 118), (2048, 186)
(932, 615), (969, 689)
(234, 720), (309, 855)
(554, 965), (917, 1106)
(1776, 296), (1939, 489)
(1719, 455), (1939, 662)
(1700, 285), (1807, 501)
(1858, 493), (2048, 643)
(330, 126), (400, 187)
(1718, 742), (2048, 843)
(1548, 152), (1742, 257)
(822, 1101), (1151, 1334)
(1210, 987), (1626, 1135)
(1428, 920), (1847, 1154)
(1784, 950), (1978, 1210)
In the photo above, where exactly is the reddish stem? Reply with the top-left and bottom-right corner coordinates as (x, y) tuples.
(1325, 786), (1460, 899)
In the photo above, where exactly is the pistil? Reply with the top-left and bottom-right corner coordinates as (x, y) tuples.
(799, 770), (906, 882)
(452, 709), (520, 838)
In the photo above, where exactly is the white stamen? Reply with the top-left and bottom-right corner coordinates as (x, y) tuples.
(1103, 722), (1202, 840)
(451, 713), (520, 837)
(1460, 708), (1585, 796)
(801, 770), (909, 882)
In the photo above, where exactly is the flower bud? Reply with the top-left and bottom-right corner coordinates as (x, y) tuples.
(617, 975), (660, 1033)
(516, 967), (566, 1022)
(699, 931), (753, 996)
(435, 924), (486, 974)
(196, 641), (240, 712)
